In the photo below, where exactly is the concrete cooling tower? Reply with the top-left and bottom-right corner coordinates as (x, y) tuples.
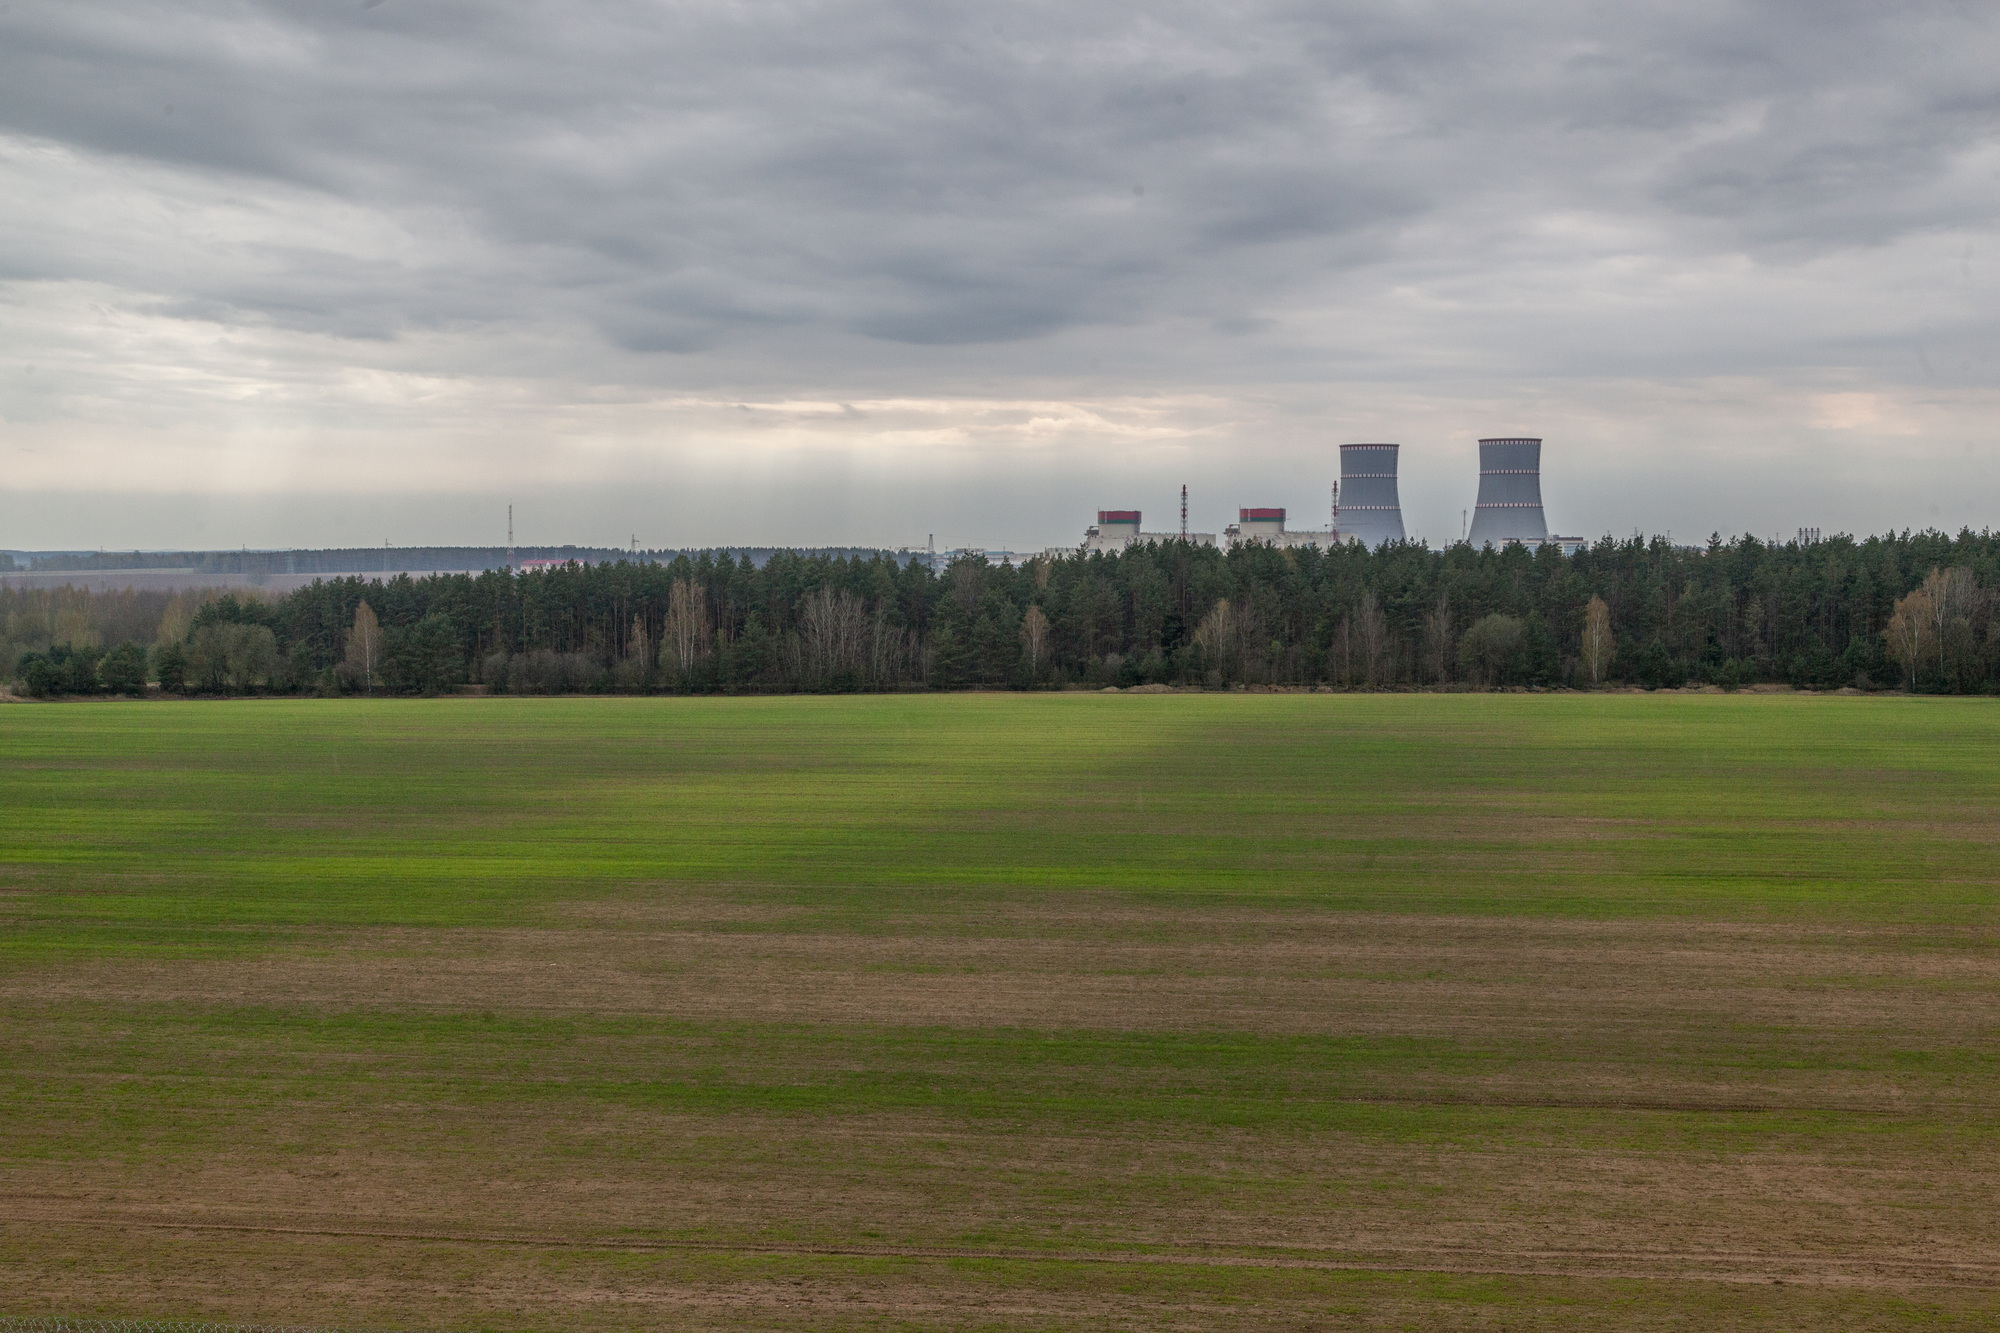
(1466, 437), (1548, 547)
(1337, 444), (1405, 548)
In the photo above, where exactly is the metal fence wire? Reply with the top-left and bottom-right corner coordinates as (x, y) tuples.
(0, 1321), (437, 1333)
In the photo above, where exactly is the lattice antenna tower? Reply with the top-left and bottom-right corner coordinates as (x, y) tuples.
(1180, 484), (1188, 538)
(506, 504), (515, 573)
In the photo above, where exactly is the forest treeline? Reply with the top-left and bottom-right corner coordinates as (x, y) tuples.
(11, 530), (2000, 696)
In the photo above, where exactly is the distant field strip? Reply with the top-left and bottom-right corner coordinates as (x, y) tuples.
(3, 696), (1998, 1330)
(0, 1320), (409, 1333)
(6, 696), (2000, 946)
(11, 1211), (2000, 1287)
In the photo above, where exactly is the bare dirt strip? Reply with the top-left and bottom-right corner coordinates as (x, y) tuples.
(8, 1210), (2000, 1289)
(13, 906), (1997, 1038)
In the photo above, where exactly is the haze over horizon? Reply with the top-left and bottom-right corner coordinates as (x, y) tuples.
(3, 1), (1997, 554)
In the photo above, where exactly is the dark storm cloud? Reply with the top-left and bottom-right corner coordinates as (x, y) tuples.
(2, 0), (1995, 370)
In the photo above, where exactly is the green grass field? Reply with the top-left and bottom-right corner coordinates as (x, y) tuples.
(3, 694), (1998, 1330)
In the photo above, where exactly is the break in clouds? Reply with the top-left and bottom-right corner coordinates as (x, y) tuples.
(1, 0), (1998, 549)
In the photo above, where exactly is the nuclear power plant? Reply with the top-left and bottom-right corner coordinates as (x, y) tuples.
(1079, 437), (1579, 555)
(1337, 444), (1406, 549)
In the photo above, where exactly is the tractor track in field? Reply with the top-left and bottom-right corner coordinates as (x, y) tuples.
(9, 1209), (2000, 1289)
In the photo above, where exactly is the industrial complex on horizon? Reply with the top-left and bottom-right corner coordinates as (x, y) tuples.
(1061, 437), (1583, 562)
(4, 437), (1594, 589)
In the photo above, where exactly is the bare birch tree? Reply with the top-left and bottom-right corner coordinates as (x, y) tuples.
(153, 592), (204, 647)
(662, 579), (709, 673)
(867, 608), (913, 686)
(1356, 589), (1388, 687)
(344, 600), (380, 695)
(613, 613), (653, 690)
(1422, 591), (1455, 684)
(1233, 598), (1268, 684)
(1331, 615), (1354, 688)
(1194, 598), (1236, 682)
(1884, 585), (1935, 689)
(1020, 604), (1050, 678)
(1922, 567), (1978, 678)
(1580, 594), (1614, 686)
(800, 585), (867, 680)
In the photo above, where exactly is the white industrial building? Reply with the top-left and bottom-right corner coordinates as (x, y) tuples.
(1223, 508), (1340, 551)
(1080, 510), (1217, 553)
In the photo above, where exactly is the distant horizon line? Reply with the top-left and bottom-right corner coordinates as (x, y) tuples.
(7, 525), (1992, 566)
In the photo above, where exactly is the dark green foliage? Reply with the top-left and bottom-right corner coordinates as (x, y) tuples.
(721, 611), (773, 688)
(19, 528), (2000, 695)
(153, 642), (188, 694)
(1715, 658), (1757, 691)
(99, 642), (150, 696)
(380, 612), (464, 696)
(17, 651), (60, 697)
(17, 643), (104, 696)
(1457, 614), (1526, 685)
(1631, 641), (1679, 690)
(186, 622), (279, 693)
(189, 592), (275, 632)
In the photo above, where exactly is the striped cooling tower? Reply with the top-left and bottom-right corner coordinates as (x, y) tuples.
(1466, 437), (1547, 547)
(1338, 444), (1405, 549)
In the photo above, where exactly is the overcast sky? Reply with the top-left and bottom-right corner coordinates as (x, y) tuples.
(3, 0), (1997, 552)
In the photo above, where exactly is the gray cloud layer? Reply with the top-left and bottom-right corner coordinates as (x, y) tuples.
(1, 1), (1997, 548)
